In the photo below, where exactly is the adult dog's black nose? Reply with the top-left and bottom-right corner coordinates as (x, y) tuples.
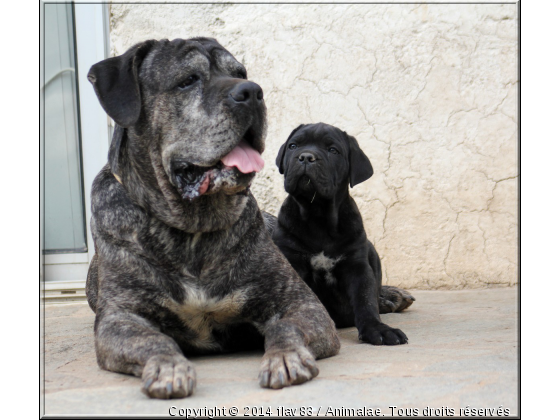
(298, 152), (316, 163)
(229, 81), (264, 104)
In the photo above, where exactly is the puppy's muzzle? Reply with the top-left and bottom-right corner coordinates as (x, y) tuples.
(298, 152), (317, 164)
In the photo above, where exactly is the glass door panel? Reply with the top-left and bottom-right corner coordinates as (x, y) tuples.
(43, 3), (87, 253)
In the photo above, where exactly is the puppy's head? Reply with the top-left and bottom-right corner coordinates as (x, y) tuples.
(88, 38), (267, 201)
(276, 123), (373, 200)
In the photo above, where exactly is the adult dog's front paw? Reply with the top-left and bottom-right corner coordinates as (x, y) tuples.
(359, 323), (408, 346)
(379, 285), (415, 313)
(141, 354), (196, 399)
(259, 347), (319, 389)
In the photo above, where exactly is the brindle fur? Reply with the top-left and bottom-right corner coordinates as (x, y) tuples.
(85, 38), (339, 399)
(271, 123), (415, 346)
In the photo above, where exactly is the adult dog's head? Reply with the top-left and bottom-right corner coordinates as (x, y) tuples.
(88, 38), (267, 230)
(276, 123), (373, 201)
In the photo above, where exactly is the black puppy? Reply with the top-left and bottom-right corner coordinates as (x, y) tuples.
(272, 123), (415, 346)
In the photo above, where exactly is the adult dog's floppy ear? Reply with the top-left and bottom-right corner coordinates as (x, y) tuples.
(346, 133), (374, 188)
(276, 124), (305, 174)
(108, 124), (127, 181)
(87, 40), (156, 127)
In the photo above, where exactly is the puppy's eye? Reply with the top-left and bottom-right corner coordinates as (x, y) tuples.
(288, 143), (298, 150)
(177, 75), (199, 90)
(328, 147), (339, 154)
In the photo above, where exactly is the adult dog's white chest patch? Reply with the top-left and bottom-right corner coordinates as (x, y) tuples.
(166, 285), (246, 350)
(310, 252), (343, 285)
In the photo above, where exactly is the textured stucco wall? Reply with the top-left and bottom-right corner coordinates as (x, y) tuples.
(109, 3), (518, 289)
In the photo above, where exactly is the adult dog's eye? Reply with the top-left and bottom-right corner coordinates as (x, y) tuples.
(328, 147), (339, 154)
(288, 143), (298, 150)
(177, 75), (199, 90)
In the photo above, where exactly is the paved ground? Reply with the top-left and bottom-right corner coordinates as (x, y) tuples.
(41, 288), (518, 417)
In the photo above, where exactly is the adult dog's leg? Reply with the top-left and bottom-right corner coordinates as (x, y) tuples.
(367, 241), (415, 314)
(95, 309), (196, 399)
(258, 302), (340, 389)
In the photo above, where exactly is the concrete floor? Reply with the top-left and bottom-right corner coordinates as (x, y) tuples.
(41, 288), (518, 417)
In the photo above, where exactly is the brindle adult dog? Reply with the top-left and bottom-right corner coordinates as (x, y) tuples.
(272, 123), (415, 346)
(85, 38), (339, 399)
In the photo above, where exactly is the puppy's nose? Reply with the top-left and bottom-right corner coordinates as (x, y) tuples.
(298, 152), (316, 163)
(229, 81), (264, 104)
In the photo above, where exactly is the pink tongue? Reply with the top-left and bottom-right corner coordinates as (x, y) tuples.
(220, 140), (264, 173)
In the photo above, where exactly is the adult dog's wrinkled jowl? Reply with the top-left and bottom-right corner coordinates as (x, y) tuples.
(272, 123), (415, 346)
(85, 38), (339, 399)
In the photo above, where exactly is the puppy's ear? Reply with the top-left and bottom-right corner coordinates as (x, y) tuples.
(276, 124), (305, 174)
(346, 133), (374, 188)
(108, 124), (127, 180)
(87, 40), (156, 127)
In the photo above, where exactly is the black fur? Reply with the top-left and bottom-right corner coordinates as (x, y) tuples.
(272, 123), (415, 346)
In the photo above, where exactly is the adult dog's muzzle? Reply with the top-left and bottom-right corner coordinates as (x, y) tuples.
(228, 81), (264, 108)
(170, 129), (264, 201)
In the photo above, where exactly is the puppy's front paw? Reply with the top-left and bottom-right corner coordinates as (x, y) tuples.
(259, 347), (319, 389)
(141, 354), (196, 399)
(359, 323), (408, 346)
(379, 286), (415, 313)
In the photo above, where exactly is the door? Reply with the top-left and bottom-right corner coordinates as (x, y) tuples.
(41, 3), (111, 300)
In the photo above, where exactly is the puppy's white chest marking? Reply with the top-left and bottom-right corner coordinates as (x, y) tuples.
(310, 252), (343, 285)
(166, 285), (246, 349)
